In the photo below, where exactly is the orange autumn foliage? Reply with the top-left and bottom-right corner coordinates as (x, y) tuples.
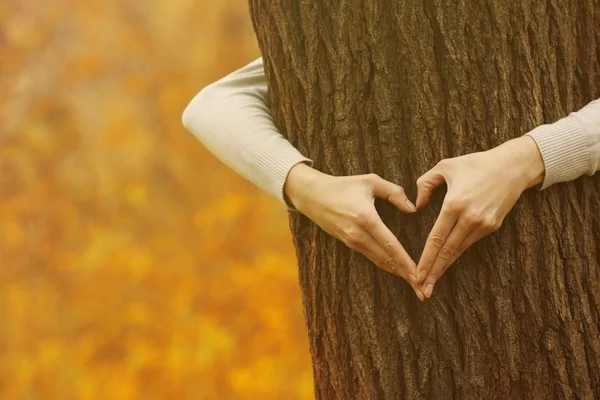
(0, 0), (313, 398)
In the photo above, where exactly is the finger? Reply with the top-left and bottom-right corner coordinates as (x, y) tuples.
(364, 212), (418, 279)
(369, 174), (417, 213)
(416, 207), (458, 284)
(439, 227), (485, 272)
(416, 164), (447, 209)
(410, 280), (426, 302)
(419, 219), (474, 298)
(355, 232), (406, 280)
(355, 234), (400, 276)
(420, 228), (490, 298)
(357, 235), (425, 301)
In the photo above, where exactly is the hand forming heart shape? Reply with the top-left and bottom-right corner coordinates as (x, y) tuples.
(285, 135), (544, 301)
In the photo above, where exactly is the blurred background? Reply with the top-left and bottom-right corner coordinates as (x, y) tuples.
(0, 0), (312, 398)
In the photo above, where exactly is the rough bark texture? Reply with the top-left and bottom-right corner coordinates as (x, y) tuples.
(249, 1), (600, 399)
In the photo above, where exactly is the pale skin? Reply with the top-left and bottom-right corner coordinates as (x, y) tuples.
(284, 135), (545, 301)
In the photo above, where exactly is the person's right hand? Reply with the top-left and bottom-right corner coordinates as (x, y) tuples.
(284, 163), (424, 300)
(413, 136), (545, 299)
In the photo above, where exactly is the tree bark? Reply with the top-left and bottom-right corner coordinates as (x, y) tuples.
(248, 1), (600, 398)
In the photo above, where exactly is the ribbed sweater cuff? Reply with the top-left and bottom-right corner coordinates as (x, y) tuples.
(253, 137), (314, 210)
(526, 117), (589, 189)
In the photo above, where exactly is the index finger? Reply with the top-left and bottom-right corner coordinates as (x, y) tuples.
(357, 237), (425, 301)
(416, 207), (458, 283)
(365, 213), (417, 277)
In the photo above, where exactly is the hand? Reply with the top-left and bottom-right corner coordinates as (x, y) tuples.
(285, 163), (425, 300)
(414, 136), (545, 298)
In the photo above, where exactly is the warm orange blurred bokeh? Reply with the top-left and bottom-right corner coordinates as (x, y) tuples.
(0, 0), (312, 398)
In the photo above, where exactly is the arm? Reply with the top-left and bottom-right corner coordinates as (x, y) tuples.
(182, 58), (423, 296)
(182, 57), (313, 207)
(414, 97), (600, 299)
(526, 98), (600, 188)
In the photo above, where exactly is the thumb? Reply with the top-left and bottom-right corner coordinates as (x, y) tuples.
(369, 174), (417, 213)
(416, 163), (447, 209)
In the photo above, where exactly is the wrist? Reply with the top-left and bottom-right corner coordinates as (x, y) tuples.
(284, 162), (322, 211)
(504, 136), (546, 189)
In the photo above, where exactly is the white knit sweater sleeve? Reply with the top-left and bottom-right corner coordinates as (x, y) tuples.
(183, 57), (599, 198)
(182, 57), (313, 207)
(526, 98), (600, 189)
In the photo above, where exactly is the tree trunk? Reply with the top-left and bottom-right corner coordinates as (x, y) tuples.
(248, 1), (600, 398)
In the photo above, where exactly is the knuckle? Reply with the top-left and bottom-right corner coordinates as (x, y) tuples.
(347, 236), (360, 248)
(462, 210), (480, 225)
(482, 215), (500, 231)
(354, 209), (374, 228)
(388, 186), (406, 201)
(383, 257), (398, 269)
(344, 228), (362, 247)
(471, 215), (486, 228)
(438, 246), (456, 260)
(364, 173), (379, 184)
(445, 197), (468, 214)
(382, 241), (395, 256)
(343, 226), (359, 238)
(392, 186), (406, 196)
(429, 235), (446, 248)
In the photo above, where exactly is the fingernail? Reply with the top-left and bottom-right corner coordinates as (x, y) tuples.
(405, 199), (417, 212)
(416, 290), (425, 302)
(424, 284), (434, 298)
(409, 274), (417, 283)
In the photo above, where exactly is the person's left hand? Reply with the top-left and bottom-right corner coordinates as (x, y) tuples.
(413, 136), (546, 299)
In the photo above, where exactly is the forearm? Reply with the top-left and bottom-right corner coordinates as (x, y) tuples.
(526, 98), (600, 188)
(182, 58), (313, 207)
